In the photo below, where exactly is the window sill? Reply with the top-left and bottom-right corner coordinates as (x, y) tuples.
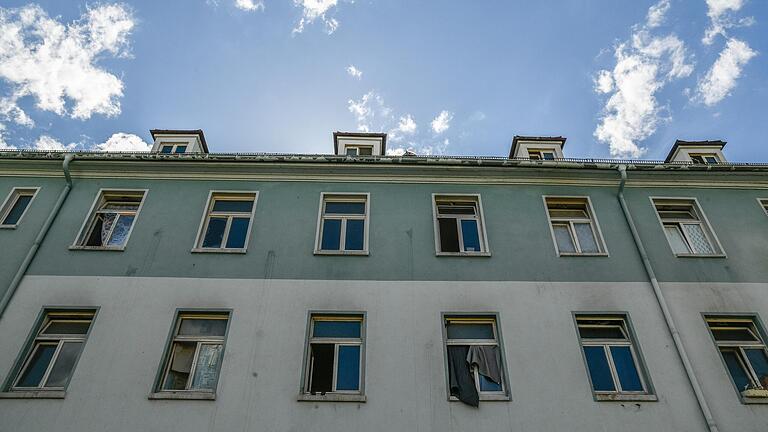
(314, 250), (369, 256)
(148, 391), (216, 401)
(436, 252), (491, 257)
(673, 253), (726, 258)
(297, 393), (366, 403)
(0, 390), (66, 399)
(0, 225), (18, 229)
(190, 248), (247, 254)
(449, 394), (510, 402)
(558, 252), (609, 257)
(69, 245), (125, 251)
(594, 393), (657, 402)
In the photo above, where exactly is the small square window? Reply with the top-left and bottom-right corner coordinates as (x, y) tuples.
(155, 311), (230, 395)
(0, 187), (39, 228)
(314, 193), (369, 255)
(544, 197), (607, 256)
(300, 313), (365, 400)
(652, 198), (723, 256)
(159, 143), (187, 154)
(344, 146), (373, 156)
(690, 153), (719, 164)
(706, 316), (768, 401)
(443, 314), (509, 406)
(433, 195), (489, 255)
(193, 191), (258, 253)
(575, 314), (653, 400)
(7, 309), (95, 392)
(73, 190), (146, 250)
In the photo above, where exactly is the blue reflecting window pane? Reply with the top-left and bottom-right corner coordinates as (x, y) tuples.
(584, 346), (615, 391)
(746, 349), (768, 387)
(202, 217), (227, 248)
(460, 219), (481, 251)
(107, 215), (134, 246)
(313, 320), (361, 338)
(174, 145), (187, 154)
(321, 219), (341, 250)
(212, 200), (253, 213)
(722, 349), (752, 391)
(225, 217), (250, 249)
(479, 373), (502, 391)
(446, 323), (494, 339)
(610, 346), (643, 391)
(3, 195), (32, 225)
(160, 146), (173, 153)
(345, 219), (365, 250)
(17, 344), (57, 387)
(336, 345), (360, 391)
(325, 202), (365, 214)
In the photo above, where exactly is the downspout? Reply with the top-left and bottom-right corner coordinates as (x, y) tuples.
(0, 154), (75, 320)
(616, 164), (719, 432)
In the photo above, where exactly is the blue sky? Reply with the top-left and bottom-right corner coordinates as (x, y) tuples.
(0, 1), (766, 161)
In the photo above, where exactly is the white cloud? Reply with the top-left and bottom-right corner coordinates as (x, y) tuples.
(0, 123), (15, 150)
(235, 0), (265, 11)
(33, 135), (77, 151)
(396, 114), (417, 134)
(347, 90), (392, 133)
(346, 65), (362, 79)
(293, 0), (342, 35)
(430, 110), (453, 134)
(94, 133), (150, 152)
(594, 70), (614, 94)
(703, 0), (753, 45)
(695, 38), (757, 106)
(0, 4), (135, 126)
(646, 0), (671, 28)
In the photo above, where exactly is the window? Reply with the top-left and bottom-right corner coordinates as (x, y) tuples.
(156, 311), (230, 395)
(706, 316), (768, 399)
(443, 315), (508, 406)
(690, 153), (719, 164)
(301, 313), (365, 400)
(528, 149), (556, 160)
(759, 199), (768, 217)
(544, 197), (607, 256)
(194, 191), (258, 252)
(73, 190), (146, 249)
(8, 309), (95, 392)
(314, 193), (369, 254)
(432, 195), (489, 255)
(575, 315), (652, 400)
(159, 143), (188, 154)
(345, 146), (373, 156)
(0, 187), (38, 228)
(652, 198), (723, 256)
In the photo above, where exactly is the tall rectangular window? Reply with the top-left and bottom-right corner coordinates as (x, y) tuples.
(706, 316), (768, 399)
(545, 197), (607, 255)
(301, 314), (365, 399)
(0, 187), (39, 228)
(433, 195), (489, 255)
(73, 190), (146, 249)
(8, 309), (95, 391)
(575, 315), (652, 399)
(443, 315), (508, 406)
(156, 311), (230, 394)
(194, 191), (258, 252)
(315, 193), (369, 254)
(652, 198), (723, 256)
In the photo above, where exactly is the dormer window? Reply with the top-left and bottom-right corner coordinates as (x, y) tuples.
(150, 129), (208, 154)
(160, 143), (188, 154)
(509, 136), (566, 159)
(528, 149), (556, 160)
(689, 153), (719, 164)
(664, 140), (726, 163)
(345, 146), (373, 156)
(333, 132), (386, 156)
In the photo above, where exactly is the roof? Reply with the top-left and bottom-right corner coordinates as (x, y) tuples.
(150, 129), (209, 153)
(509, 136), (567, 159)
(664, 140), (726, 163)
(333, 132), (387, 155)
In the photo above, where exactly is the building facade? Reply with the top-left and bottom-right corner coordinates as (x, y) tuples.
(0, 132), (767, 432)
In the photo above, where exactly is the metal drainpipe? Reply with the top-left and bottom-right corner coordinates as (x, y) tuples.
(0, 154), (75, 320)
(617, 164), (719, 432)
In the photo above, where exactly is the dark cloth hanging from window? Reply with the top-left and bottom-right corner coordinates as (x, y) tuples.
(467, 345), (502, 384)
(447, 345), (479, 407)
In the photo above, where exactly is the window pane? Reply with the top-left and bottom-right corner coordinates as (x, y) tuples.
(438, 218), (460, 252)
(553, 224), (576, 253)
(309, 343), (334, 393)
(212, 200), (253, 213)
(102, 201), (140, 211)
(479, 373), (502, 391)
(437, 204), (476, 215)
(682, 224), (715, 254)
(160, 146), (173, 154)
(745, 349), (768, 388)
(460, 219), (481, 252)
(2, 195), (32, 225)
(42, 320), (91, 335)
(664, 225), (690, 254)
(574, 222), (599, 253)
(578, 325), (626, 340)
(358, 147), (373, 156)
(202, 217), (227, 248)
(325, 202), (365, 214)
(313, 320), (361, 338)
(174, 145), (187, 154)
(321, 219), (342, 250)
(721, 349), (752, 391)
(549, 209), (588, 219)
(163, 342), (196, 390)
(85, 213), (116, 247)
(704, 156), (718, 163)
(17, 344), (57, 387)
(345, 148), (358, 156)
(345, 219), (365, 250)
(336, 345), (361, 391)
(106, 215), (134, 246)
(542, 152), (555, 160)
(190, 344), (222, 390)
(44, 342), (83, 388)
(610, 346), (643, 391)
(446, 323), (494, 340)
(179, 318), (227, 337)
(711, 327), (759, 342)
(583, 346), (616, 391)
(225, 217), (250, 249)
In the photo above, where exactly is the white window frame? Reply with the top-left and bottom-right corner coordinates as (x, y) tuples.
(689, 153), (720, 164)
(314, 193), (370, 255)
(192, 190), (259, 253)
(432, 193), (491, 256)
(650, 197), (725, 257)
(527, 149), (556, 160)
(705, 315), (768, 400)
(344, 145), (374, 156)
(159, 142), (188, 154)
(0, 187), (39, 229)
(543, 196), (608, 257)
(757, 198), (768, 217)
(71, 189), (148, 251)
